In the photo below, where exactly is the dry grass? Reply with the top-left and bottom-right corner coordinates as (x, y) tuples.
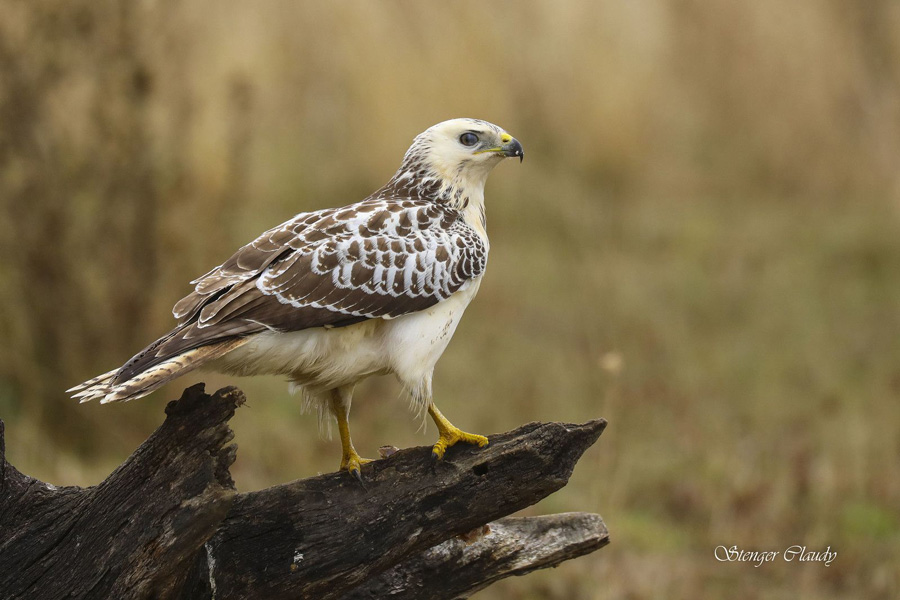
(1, 1), (899, 598)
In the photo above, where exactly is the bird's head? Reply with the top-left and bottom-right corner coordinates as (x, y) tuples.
(387, 118), (523, 206)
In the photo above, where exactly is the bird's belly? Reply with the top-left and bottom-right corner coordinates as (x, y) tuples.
(209, 277), (482, 393)
(211, 320), (390, 392)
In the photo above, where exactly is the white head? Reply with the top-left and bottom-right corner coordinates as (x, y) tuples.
(386, 118), (523, 206)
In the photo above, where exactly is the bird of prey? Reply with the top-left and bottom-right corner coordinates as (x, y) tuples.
(69, 118), (524, 478)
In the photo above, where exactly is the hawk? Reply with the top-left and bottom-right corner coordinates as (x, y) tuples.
(69, 118), (524, 478)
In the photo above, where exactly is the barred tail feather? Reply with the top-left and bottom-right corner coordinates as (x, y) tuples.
(67, 368), (120, 403)
(69, 339), (248, 404)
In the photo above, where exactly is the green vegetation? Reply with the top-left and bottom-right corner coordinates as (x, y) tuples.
(1, 2), (898, 598)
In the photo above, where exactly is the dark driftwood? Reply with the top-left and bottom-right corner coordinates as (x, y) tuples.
(0, 384), (607, 600)
(0, 385), (241, 599)
(346, 513), (610, 600)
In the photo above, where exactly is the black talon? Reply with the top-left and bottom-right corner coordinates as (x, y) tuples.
(430, 451), (440, 474)
(350, 468), (366, 490)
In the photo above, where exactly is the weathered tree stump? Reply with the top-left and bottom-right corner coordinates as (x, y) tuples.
(346, 513), (609, 600)
(0, 384), (608, 599)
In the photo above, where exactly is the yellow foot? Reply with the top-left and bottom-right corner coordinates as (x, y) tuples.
(340, 451), (374, 481)
(432, 426), (489, 461)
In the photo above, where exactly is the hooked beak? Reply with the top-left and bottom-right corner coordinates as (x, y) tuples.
(475, 133), (525, 162)
(501, 137), (524, 162)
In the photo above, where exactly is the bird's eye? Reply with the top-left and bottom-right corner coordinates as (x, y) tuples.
(459, 132), (479, 147)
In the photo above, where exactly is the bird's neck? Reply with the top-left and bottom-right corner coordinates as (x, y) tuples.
(382, 159), (490, 214)
(376, 150), (493, 243)
(381, 168), (489, 241)
(460, 190), (488, 243)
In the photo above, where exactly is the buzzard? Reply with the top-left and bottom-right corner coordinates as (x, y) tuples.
(69, 118), (524, 478)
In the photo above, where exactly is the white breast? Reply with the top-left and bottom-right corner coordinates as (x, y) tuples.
(382, 276), (482, 391)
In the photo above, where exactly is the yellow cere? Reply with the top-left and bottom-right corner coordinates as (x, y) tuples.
(500, 133), (512, 143)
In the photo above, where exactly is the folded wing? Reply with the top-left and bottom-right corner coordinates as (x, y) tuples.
(114, 198), (487, 384)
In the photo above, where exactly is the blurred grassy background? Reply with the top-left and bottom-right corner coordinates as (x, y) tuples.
(2, 1), (899, 598)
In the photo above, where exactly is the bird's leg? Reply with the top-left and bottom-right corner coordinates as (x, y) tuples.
(329, 390), (372, 480)
(428, 403), (489, 460)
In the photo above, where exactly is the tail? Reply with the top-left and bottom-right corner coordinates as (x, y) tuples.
(68, 337), (248, 404)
